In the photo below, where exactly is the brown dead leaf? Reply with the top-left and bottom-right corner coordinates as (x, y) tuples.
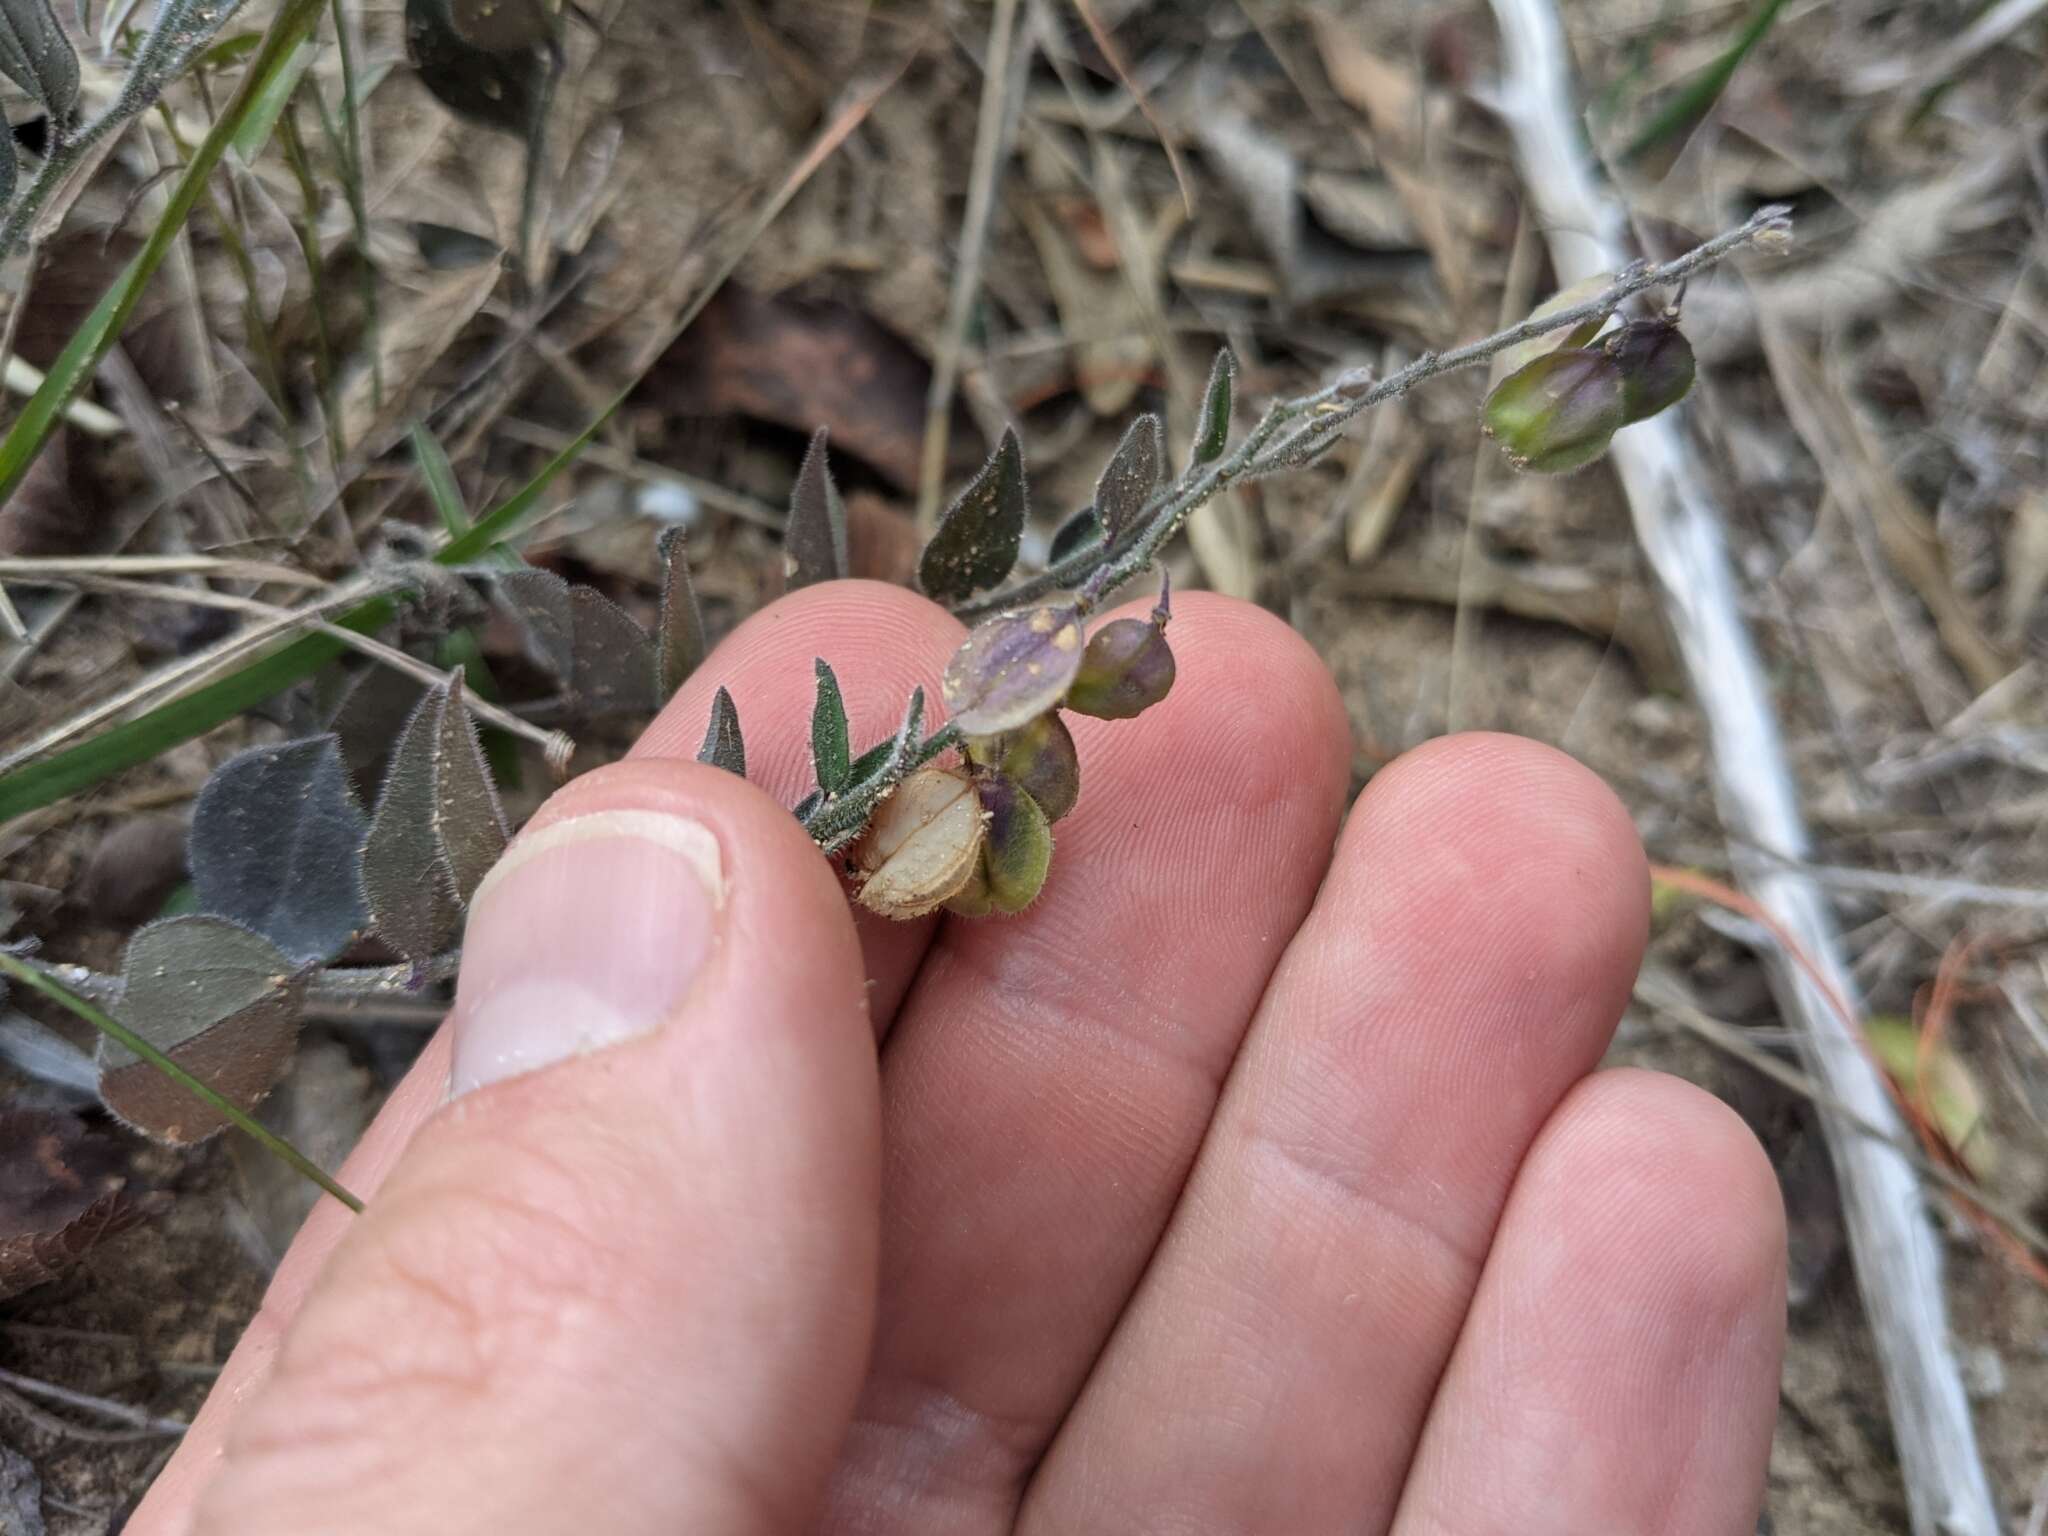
(654, 284), (945, 489)
(0, 1108), (160, 1302)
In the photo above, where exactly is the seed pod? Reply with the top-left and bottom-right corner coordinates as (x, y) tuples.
(854, 765), (986, 920)
(1605, 317), (1695, 424)
(942, 604), (1087, 737)
(1066, 580), (1175, 722)
(946, 774), (1054, 917)
(1480, 347), (1626, 475)
(966, 711), (1080, 823)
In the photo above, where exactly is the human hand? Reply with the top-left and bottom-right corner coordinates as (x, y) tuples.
(136, 582), (1785, 1535)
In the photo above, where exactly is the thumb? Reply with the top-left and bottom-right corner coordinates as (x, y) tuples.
(190, 761), (881, 1536)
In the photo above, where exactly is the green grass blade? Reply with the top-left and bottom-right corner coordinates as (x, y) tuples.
(0, 0), (330, 509)
(1621, 0), (1788, 171)
(0, 952), (364, 1213)
(412, 422), (470, 536)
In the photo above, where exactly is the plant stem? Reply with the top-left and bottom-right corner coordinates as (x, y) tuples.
(0, 951), (364, 1214)
(951, 206), (1792, 623)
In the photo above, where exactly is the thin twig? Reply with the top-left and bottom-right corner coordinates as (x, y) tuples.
(916, 0), (1027, 535)
(952, 206), (1787, 622)
(1487, 1), (1999, 1529)
(0, 1366), (188, 1437)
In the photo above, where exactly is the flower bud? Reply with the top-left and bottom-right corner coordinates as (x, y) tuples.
(966, 711), (1080, 823)
(854, 764), (986, 920)
(1066, 580), (1175, 721)
(1605, 317), (1695, 424)
(943, 604), (1087, 737)
(945, 773), (1054, 917)
(1480, 347), (1626, 475)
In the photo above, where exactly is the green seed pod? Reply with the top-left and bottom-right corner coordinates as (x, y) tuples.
(1605, 317), (1696, 424)
(1480, 347), (1626, 475)
(946, 774), (1054, 917)
(1066, 579), (1175, 722)
(966, 711), (1080, 823)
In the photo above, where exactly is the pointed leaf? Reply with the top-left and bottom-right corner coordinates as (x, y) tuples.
(188, 736), (368, 964)
(1189, 348), (1237, 470)
(0, 130), (14, 212)
(492, 566), (575, 682)
(656, 527), (708, 701)
(1049, 506), (1104, 566)
(569, 585), (659, 717)
(430, 675), (509, 903)
(920, 428), (1027, 604)
(360, 691), (460, 962)
(326, 668), (426, 803)
(785, 427), (849, 590)
(0, 0), (79, 120)
(99, 917), (305, 1146)
(1095, 414), (1164, 540)
(404, 0), (555, 138)
(698, 686), (746, 777)
(811, 658), (852, 794)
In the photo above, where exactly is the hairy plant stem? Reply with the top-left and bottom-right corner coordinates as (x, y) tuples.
(951, 205), (1791, 625)
(0, 0), (253, 263)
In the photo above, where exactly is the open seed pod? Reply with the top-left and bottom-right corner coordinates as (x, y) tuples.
(854, 764), (987, 919)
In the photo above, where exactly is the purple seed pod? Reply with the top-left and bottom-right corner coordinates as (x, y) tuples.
(942, 604), (1087, 737)
(1479, 347), (1627, 475)
(946, 772), (1054, 917)
(967, 711), (1080, 823)
(1066, 580), (1175, 722)
(1605, 317), (1696, 424)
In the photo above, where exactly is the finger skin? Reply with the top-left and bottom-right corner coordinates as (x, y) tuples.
(820, 595), (1354, 1534)
(1022, 734), (1651, 1534)
(184, 762), (880, 1536)
(1390, 1069), (1786, 1536)
(135, 582), (957, 1534)
(634, 580), (965, 1030)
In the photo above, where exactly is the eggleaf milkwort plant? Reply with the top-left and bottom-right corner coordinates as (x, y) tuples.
(4, 209), (1788, 1156)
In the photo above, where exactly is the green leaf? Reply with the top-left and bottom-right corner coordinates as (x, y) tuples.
(1048, 506), (1104, 566)
(1094, 413), (1164, 540)
(428, 674), (510, 903)
(326, 666), (426, 804)
(411, 422), (470, 537)
(1621, 0), (1789, 175)
(784, 426), (848, 590)
(919, 427), (1026, 605)
(0, 124), (14, 211)
(568, 586), (659, 718)
(0, 0), (80, 121)
(811, 658), (851, 794)
(230, 36), (317, 160)
(655, 528), (707, 703)
(697, 686), (745, 777)
(99, 917), (306, 1147)
(188, 735), (368, 964)
(1189, 348), (1236, 470)
(360, 691), (461, 963)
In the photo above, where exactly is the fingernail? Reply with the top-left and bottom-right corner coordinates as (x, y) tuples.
(450, 809), (725, 1097)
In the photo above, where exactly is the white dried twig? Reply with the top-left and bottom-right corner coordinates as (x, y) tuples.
(1485, 2), (2001, 1532)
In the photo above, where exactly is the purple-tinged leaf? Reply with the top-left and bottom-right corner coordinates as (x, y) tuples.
(942, 604), (1086, 737)
(967, 711), (1079, 823)
(698, 686), (746, 778)
(946, 773), (1054, 917)
(785, 427), (849, 590)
